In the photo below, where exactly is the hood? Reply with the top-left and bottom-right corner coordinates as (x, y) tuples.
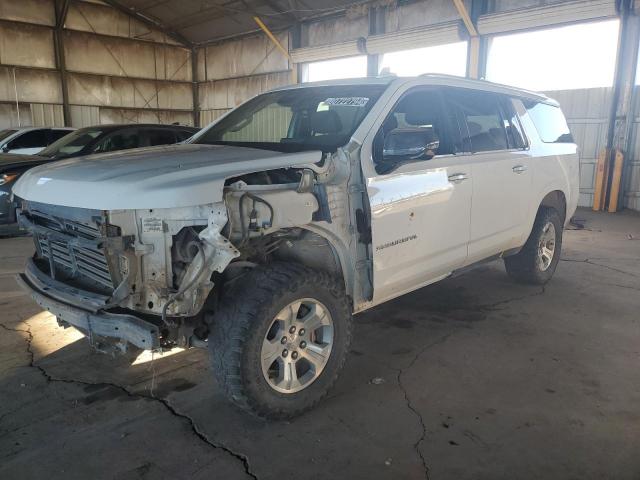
(12, 144), (322, 210)
(0, 153), (49, 172)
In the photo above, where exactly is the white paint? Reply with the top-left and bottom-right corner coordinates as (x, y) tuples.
(12, 143), (322, 209)
(356, 75), (578, 305)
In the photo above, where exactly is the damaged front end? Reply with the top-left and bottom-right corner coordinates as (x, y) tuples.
(14, 168), (329, 354)
(16, 200), (240, 353)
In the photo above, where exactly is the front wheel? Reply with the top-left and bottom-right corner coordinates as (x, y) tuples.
(504, 207), (563, 285)
(209, 263), (352, 419)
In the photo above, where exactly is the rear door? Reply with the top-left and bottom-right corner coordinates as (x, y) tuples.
(445, 88), (532, 263)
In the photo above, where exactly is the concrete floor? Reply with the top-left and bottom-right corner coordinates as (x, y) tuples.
(1, 208), (639, 480)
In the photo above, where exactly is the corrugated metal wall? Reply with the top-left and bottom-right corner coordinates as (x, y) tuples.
(197, 31), (293, 128)
(0, 0), (194, 130)
(546, 87), (640, 211)
(624, 92), (640, 210)
(545, 88), (613, 208)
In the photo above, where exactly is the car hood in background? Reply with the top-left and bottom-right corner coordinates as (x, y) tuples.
(0, 153), (49, 172)
(12, 144), (322, 209)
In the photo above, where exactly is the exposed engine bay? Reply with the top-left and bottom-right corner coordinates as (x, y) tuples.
(16, 162), (356, 353)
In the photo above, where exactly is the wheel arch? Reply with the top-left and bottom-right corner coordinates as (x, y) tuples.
(272, 225), (354, 300)
(539, 190), (567, 224)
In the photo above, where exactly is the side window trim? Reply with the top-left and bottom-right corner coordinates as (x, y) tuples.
(500, 96), (529, 151)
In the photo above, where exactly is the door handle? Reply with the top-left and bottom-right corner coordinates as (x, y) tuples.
(448, 173), (468, 183)
(512, 165), (527, 174)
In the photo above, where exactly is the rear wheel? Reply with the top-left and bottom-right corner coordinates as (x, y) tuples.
(209, 263), (352, 419)
(504, 207), (563, 284)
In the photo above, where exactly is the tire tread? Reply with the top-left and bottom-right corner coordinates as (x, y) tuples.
(209, 262), (352, 419)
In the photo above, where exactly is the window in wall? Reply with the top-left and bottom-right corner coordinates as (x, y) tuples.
(378, 42), (468, 77)
(303, 55), (368, 82)
(486, 19), (620, 91)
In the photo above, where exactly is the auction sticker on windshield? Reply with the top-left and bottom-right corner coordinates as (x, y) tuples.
(325, 97), (369, 107)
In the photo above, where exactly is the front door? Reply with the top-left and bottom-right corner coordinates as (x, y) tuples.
(364, 87), (473, 304)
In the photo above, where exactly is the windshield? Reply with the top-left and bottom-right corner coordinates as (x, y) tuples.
(38, 128), (104, 158)
(194, 85), (386, 152)
(0, 129), (17, 143)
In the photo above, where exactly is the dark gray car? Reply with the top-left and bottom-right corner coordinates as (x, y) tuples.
(0, 123), (198, 227)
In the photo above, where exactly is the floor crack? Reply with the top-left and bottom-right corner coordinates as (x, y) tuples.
(560, 258), (638, 278)
(393, 332), (455, 480)
(478, 286), (546, 311)
(0, 321), (258, 480)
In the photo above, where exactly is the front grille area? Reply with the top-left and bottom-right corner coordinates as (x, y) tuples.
(24, 207), (116, 294)
(36, 236), (114, 290)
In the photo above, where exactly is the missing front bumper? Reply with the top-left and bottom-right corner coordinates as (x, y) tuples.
(16, 260), (160, 350)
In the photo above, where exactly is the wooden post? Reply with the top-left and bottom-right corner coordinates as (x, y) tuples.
(593, 148), (610, 211)
(607, 149), (625, 212)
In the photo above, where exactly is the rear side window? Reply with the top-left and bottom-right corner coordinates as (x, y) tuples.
(8, 129), (49, 149)
(523, 101), (573, 143)
(446, 89), (508, 152)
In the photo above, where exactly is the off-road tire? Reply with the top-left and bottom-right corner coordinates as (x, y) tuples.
(209, 263), (352, 419)
(504, 207), (563, 285)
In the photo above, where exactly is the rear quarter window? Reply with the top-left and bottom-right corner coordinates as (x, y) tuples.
(524, 101), (573, 143)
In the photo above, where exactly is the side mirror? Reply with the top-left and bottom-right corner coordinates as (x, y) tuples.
(382, 128), (439, 162)
(1, 145), (10, 153)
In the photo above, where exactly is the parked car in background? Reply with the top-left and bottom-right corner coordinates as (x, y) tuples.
(0, 127), (75, 155)
(0, 123), (198, 226)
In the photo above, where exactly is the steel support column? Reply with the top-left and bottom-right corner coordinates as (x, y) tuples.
(54, 0), (71, 126)
(291, 22), (303, 84)
(191, 47), (200, 127)
(604, 0), (640, 210)
(465, 0), (488, 79)
(367, 6), (385, 77)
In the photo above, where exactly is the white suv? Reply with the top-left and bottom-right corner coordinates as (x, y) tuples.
(13, 75), (578, 418)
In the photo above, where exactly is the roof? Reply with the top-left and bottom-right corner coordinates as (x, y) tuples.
(107, 0), (366, 46)
(77, 123), (199, 132)
(268, 76), (397, 90)
(0, 127), (75, 133)
(267, 74), (555, 104)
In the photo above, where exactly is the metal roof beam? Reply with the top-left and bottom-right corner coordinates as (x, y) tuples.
(101, 0), (193, 47)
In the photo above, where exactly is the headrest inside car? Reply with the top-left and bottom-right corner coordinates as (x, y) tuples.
(311, 110), (343, 134)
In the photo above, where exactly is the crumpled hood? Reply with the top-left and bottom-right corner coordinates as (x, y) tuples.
(12, 143), (321, 209)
